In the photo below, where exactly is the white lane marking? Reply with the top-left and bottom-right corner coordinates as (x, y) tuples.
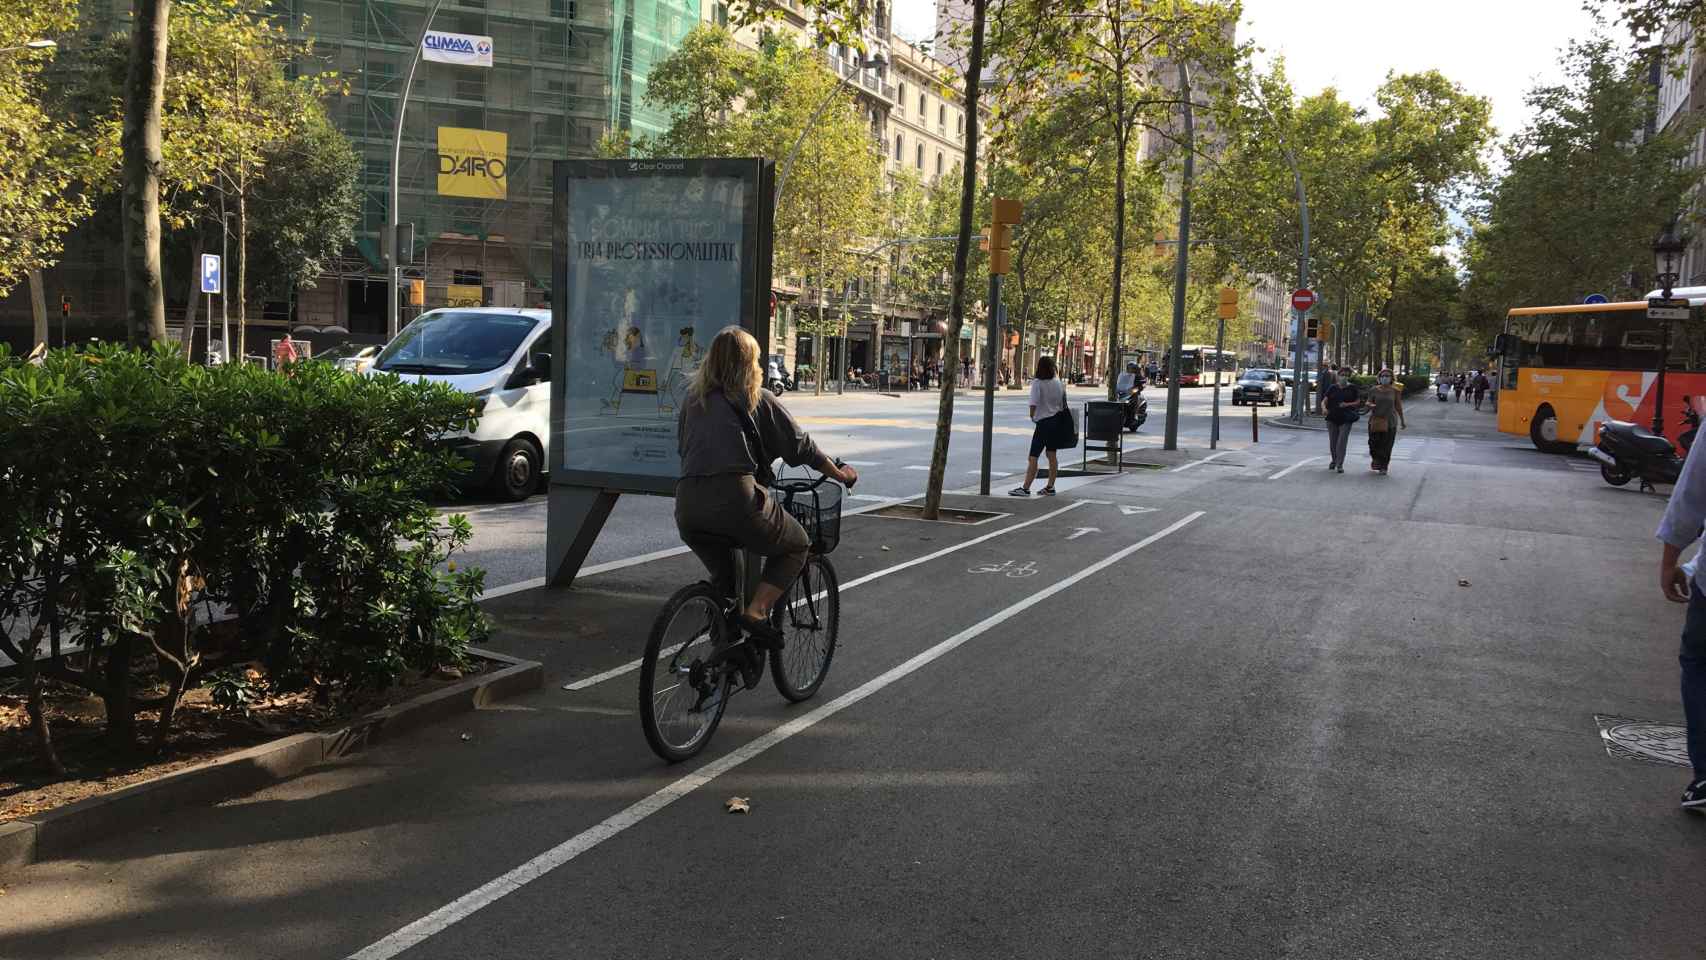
(350, 510), (1203, 960)
(1169, 450), (1232, 473)
(1119, 505), (1157, 516)
(848, 493), (900, 502)
(440, 500), (545, 519)
(843, 460), (883, 466)
(965, 469), (1014, 477)
(480, 499), (903, 602)
(559, 500), (1092, 691)
(1268, 456), (1323, 480)
(903, 465), (930, 471)
(1065, 527), (1099, 540)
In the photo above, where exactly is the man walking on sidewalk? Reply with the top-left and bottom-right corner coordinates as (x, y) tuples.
(1472, 370), (1490, 411)
(1655, 438), (1706, 812)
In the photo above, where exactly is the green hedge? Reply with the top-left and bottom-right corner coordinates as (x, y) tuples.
(0, 343), (490, 760)
(1338, 374), (1428, 395)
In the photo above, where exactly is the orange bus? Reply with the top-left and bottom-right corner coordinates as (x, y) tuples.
(1497, 295), (1706, 453)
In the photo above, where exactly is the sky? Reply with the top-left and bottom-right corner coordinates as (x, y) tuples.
(891, 0), (1611, 141)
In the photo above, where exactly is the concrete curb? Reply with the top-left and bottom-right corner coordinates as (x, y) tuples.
(1265, 416), (1327, 432)
(0, 646), (541, 878)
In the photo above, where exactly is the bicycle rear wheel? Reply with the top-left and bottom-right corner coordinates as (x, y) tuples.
(639, 583), (731, 762)
(770, 556), (840, 702)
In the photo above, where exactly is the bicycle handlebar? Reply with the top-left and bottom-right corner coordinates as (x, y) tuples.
(774, 458), (854, 491)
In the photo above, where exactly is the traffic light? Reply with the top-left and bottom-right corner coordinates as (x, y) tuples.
(987, 222), (1013, 275)
(987, 197), (1023, 275)
(1217, 287), (1238, 320)
(1318, 315), (1332, 342)
(1305, 315), (1319, 340)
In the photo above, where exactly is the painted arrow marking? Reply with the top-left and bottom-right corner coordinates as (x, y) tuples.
(1118, 505), (1158, 516)
(1066, 527), (1101, 540)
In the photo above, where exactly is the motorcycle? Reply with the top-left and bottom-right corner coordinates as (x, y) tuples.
(766, 363), (794, 393)
(1121, 383), (1149, 432)
(1588, 397), (1702, 491)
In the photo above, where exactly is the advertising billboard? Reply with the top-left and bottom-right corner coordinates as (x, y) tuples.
(437, 127), (507, 199)
(422, 30), (494, 67)
(550, 158), (772, 495)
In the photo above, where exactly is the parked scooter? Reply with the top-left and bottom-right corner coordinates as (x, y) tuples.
(766, 359), (794, 394)
(1588, 397), (1702, 491)
(1122, 382), (1149, 432)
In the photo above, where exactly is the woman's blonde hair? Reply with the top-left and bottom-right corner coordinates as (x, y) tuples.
(690, 325), (763, 411)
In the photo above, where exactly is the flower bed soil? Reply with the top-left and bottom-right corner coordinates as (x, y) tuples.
(0, 659), (490, 823)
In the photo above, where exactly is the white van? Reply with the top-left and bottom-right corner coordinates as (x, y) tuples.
(369, 307), (552, 501)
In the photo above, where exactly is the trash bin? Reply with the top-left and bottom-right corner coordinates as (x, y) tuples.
(1083, 400), (1125, 473)
(879, 371), (891, 391)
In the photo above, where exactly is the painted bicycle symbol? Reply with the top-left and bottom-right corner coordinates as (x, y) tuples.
(967, 559), (1039, 578)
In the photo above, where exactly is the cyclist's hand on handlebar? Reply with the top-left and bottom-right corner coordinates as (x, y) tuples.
(832, 458), (858, 488)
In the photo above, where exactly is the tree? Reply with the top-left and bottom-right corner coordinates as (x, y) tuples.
(122, 0), (171, 345)
(1464, 37), (1696, 324)
(994, 0), (1241, 395)
(0, 2), (102, 350)
(66, 1), (352, 356)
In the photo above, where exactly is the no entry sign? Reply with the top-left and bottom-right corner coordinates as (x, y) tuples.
(1291, 288), (1318, 312)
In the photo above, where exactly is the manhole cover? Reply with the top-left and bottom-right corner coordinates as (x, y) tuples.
(1595, 714), (1690, 767)
(870, 503), (1008, 525)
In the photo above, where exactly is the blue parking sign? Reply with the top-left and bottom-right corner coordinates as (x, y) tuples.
(200, 254), (222, 295)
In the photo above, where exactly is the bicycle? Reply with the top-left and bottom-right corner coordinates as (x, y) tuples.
(638, 465), (847, 762)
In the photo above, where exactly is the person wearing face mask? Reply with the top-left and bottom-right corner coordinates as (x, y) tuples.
(1366, 368), (1406, 474)
(1321, 365), (1361, 473)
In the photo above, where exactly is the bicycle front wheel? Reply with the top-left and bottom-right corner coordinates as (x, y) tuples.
(639, 582), (731, 762)
(770, 556), (840, 702)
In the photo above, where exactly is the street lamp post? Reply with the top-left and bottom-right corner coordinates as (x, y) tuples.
(385, 0), (448, 340)
(1252, 94), (1313, 424)
(1653, 219), (1689, 436)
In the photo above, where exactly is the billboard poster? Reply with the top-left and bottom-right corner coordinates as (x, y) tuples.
(422, 30), (493, 67)
(437, 127), (507, 199)
(551, 158), (770, 493)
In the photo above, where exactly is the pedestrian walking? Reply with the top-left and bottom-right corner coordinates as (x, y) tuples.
(1453, 373), (1465, 402)
(1656, 441), (1706, 812)
(1322, 365), (1361, 473)
(1010, 356), (1071, 497)
(273, 332), (299, 374)
(1366, 367), (1406, 474)
(912, 358), (924, 391)
(962, 356), (973, 384)
(1471, 370), (1490, 410)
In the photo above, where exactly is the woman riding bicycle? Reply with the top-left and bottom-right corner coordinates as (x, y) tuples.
(675, 326), (858, 648)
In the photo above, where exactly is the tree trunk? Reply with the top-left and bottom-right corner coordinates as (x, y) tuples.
(921, 0), (986, 521)
(121, 0), (171, 346)
(1106, 122), (1129, 401)
(237, 189), (249, 361)
(179, 229), (205, 358)
(27, 268), (49, 353)
(104, 632), (137, 753)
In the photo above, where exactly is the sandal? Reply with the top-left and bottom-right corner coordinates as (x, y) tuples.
(1038, 487), (1056, 496)
(1009, 486), (1031, 497)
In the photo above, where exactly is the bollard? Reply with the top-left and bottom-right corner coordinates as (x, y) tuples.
(1252, 405), (1259, 443)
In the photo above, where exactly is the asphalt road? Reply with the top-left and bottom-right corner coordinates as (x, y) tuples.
(448, 383), (1318, 593)
(7, 388), (1703, 960)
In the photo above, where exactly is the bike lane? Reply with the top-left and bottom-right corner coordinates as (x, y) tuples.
(332, 500), (1207, 960)
(0, 492), (1198, 960)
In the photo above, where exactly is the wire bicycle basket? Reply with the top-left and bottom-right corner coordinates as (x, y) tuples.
(772, 472), (843, 555)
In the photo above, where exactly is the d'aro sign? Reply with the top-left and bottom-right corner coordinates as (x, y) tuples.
(437, 127), (507, 199)
(422, 30), (493, 67)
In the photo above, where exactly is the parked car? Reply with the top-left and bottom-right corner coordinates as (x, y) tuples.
(1232, 368), (1286, 406)
(1307, 369), (1320, 392)
(318, 342), (380, 373)
(369, 307), (551, 501)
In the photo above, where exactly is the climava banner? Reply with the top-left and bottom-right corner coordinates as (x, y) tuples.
(549, 158), (774, 494)
(437, 127), (507, 199)
(422, 30), (493, 67)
